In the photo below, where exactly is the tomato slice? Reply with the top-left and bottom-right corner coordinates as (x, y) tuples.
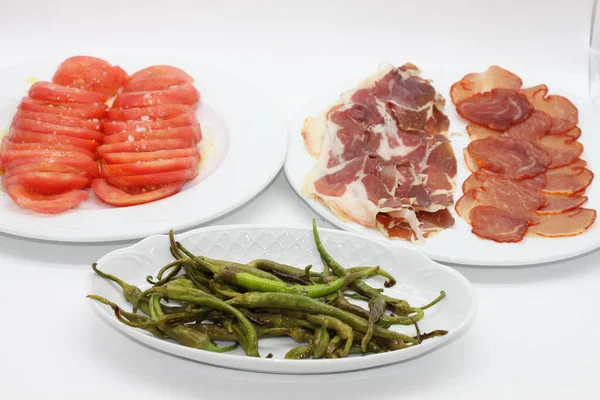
(103, 112), (196, 134)
(1, 148), (94, 164)
(112, 83), (199, 109)
(9, 129), (100, 153)
(19, 98), (107, 119)
(123, 76), (194, 92)
(3, 162), (93, 179)
(96, 139), (195, 156)
(52, 56), (128, 100)
(107, 168), (197, 188)
(4, 171), (90, 194)
(127, 65), (193, 84)
(4, 184), (88, 214)
(100, 156), (199, 177)
(102, 148), (199, 164)
(3, 157), (100, 178)
(29, 81), (105, 105)
(11, 118), (104, 142)
(102, 124), (201, 144)
(92, 178), (183, 207)
(1, 138), (95, 159)
(15, 110), (102, 131)
(108, 104), (194, 121)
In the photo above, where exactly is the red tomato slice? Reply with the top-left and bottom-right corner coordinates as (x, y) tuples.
(1, 138), (95, 159)
(9, 129), (100, 153)
(92, 178), (183, 207)
(108, 104), (194, 121)
(112, 83), (199, 109)
(4, 162), (93, 180)
(11, 118), (104, 142)
(103, 112), (197, 134)
(29, 81), (105, 105)
(19, 98), (107, 119)
(3, 157), (100, 178)
(15, 110), (102, 131)
(127, 65), (193, 83)
(102, 148), (199, 164)
(96, 139), (195, 156)
(107, 168), (196, 188)
(52, 56), (128, 100)
(4, 172), (90, 194)
(100, 156), (199, 177)
(123, 76), (194, 92)
(102, 124), (201, 144)
(4, 184), (88, 213)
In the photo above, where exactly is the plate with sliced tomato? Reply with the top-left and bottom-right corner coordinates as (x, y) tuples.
(0, 54), (287, 242)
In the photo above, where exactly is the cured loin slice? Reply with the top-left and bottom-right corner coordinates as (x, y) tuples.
(529, 209), (596, 237)
(450, 66), (523, 104)
(537, 194), (588, 215)
(461, 171), (546, 193)
(465, 136), (551, 180)
(455, 176), (546, 224)
(469, 206), (529, 243)
(521, 85), (578, 134)
(302, 63), (456, 240)
(539, 135), (583, 168)
(456, 89), (533, 131)
(542, 161), (593, 194)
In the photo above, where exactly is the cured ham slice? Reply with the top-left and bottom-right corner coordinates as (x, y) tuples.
(521, 85), (578, 134)
(539, 135), (583, 168)
(450, 66), (523, 104)
(456, 89), (533, 131)
(302, 63), (457, 241)
(376, 209), (454, 241)
(455, 176), (546, 224)
(529, 208), (596, 237)
(537, 194), (588, 215)
(465, 137), (551, 180)
(469, 206), (529, 243)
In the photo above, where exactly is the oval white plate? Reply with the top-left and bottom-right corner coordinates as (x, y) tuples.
(86, 225), (477, 374)
(285, 65), (600, 266)
(0, 56), (287, 242)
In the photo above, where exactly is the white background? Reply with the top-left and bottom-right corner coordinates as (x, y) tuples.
(0, 0), (598, 399)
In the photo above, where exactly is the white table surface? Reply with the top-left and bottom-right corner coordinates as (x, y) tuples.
(0, 0), (599, 398)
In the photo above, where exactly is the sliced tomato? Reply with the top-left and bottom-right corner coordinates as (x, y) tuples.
(4, 184), (88, 214)
(100, 156), (199, 177)
(102, 124), (201, 144)
(108, 104), (194, 121)
(123, 76), (194, 92)
(3, 162), (93, 180)
(107, 168), (196, 188)
(1, 148), (94, 164)
(9, 129), (99, 153)
(96, 139), (195, 157)
(15, 110), (101, 131)
(92, 178), (183, 207)
(103, 112), (196, 134)
(102, 148), (199, 164)
(127, 65), (193, 84)
(112, 83), (199, 109)
(19, 98), (107, 119)
(29, 81), (105, 105)
(1, 138), (95, 159)
(3, 171), (90, 194)
(52, 56), (128, 100)
(11, 118), (104, 142)
(3, 157), (99, 178)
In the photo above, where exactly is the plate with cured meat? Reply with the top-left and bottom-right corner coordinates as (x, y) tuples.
(285, 62), (599, 266)
(0, 55), (286, 242)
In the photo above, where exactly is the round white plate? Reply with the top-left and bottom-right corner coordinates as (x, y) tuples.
(86, 225), (477, 374)
(285, 65), (600, 266)
(0, 56), (287, 242)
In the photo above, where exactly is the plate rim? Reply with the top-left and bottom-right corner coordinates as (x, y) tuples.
(86, 223), (478, 374)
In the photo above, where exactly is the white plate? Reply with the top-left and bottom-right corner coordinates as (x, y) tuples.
(0, 56), (287, 242)
(285, 65), (600, 266)
(86, 225), (477, 374)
